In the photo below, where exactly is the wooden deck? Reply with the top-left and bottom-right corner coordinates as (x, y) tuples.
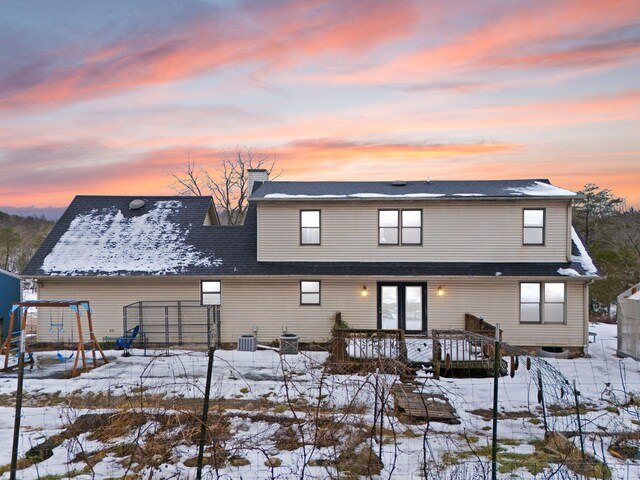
(328, 312), (502, 379)
(391, 383), (459, 424)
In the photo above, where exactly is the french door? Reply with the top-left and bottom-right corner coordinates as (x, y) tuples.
(377, 283), (427, 334)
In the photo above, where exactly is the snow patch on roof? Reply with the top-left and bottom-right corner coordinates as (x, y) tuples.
(42, 200), (221, 275)
(505, 181), (577, 197)
(557, 267), (581, 277)
(263, 193), (446, 199)
(570, 227), (598, 276)
(263, 194), (345, 199)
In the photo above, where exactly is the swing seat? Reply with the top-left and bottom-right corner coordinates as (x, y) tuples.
(116, 325), (140, 350)
(57, 352), (74, 362)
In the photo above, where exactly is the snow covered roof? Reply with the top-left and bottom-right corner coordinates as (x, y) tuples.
(556, 228), (602, 278)
(24, 196), (224, 276)
(251, 179), (579, 201)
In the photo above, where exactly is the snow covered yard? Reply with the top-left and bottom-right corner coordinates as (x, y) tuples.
(0, 323), (639, 479)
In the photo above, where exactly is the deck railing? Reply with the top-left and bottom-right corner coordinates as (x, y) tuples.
(332, 327), (407, 362)
(432, 329), (500, 378)
(465, 313), (503, 341)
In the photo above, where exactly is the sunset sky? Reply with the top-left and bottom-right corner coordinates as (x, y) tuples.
(1, 0), (639, 208)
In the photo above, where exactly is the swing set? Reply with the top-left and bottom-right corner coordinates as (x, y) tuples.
(0, 300), (108, 377)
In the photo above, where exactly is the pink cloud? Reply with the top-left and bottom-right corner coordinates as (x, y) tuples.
(0, 0), (421, 112)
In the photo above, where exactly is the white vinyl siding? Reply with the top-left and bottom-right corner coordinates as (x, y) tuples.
(258, 200), (570, 262)
(39, 276), (586, 347)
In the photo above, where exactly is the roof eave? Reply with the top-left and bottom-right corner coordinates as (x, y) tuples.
(250, 195), (578, 202)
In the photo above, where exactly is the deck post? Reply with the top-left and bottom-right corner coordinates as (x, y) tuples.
(432, 334), (440, 380)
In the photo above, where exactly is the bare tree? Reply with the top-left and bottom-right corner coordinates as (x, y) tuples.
(168, 147), (279, 225)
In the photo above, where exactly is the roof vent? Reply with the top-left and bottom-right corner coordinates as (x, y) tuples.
(391, 180), (407, 186)
(129, 199), (146, 210)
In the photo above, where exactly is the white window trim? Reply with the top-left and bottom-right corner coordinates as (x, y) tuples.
(378, 209), (423, 246)
(519, 282), (566, 324)
(201, 280), (221, 306)
(300, 280), (321, 305)
(523, 208), (545, 246)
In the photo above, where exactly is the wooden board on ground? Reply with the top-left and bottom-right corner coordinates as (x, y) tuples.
(391, 383), (459, 424)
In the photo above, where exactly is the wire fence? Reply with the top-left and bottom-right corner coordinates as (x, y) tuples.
(1, 335), (639, 479)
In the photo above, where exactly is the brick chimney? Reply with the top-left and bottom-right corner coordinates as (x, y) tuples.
(248, 168), (269, 195)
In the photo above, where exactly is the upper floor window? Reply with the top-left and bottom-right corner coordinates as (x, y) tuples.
(300, 210), (320, 245)
(300, 280), (321, 305)
(520, 282), (565, 324)
(379, 209), (422, 245)
(201, 280), (221, 305)
(523, 209), (545, 245)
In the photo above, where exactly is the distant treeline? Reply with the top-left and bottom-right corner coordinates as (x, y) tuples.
(0, 210), (54, 273)
(573, 184), (640, 317)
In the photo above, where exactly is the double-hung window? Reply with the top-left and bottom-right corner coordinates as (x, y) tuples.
(378, 209), (422, 245)
(201, 281), (221, 305)
(523, 209), (545, 245)
(300, 210), (320, 245)
(300, 280), (320, 305)
(520, 282), (565, 324)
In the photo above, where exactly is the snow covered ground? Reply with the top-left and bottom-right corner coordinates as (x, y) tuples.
(0, 323), (638, 479)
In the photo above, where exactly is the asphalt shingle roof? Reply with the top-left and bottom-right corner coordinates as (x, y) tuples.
(23, 194), (602, 278)
(250, 179), (579, 200)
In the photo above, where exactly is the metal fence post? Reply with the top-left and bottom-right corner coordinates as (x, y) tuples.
(177, 301), (183, 347)
(215, 306), (221, 348)
(164, 306), (169, 357)
(538, 369), (548, 434)
(491, 323), (500, 480)
(573, 380), (585, 462)
(196, 346), (215, 479)
(10, 309), (28, 480)
(206, 307), (211, 350)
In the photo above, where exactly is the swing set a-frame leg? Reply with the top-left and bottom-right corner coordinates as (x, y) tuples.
(70, 303), (108, 377)
(86, 309), (108, 367)
(1, 309), (32, 372)
(1, 311), (16, 370)
(71, 309), (86, 378)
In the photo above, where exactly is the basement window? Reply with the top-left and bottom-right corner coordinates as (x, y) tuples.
(523, 209), (545, 245)
(201, 281), (221, 305)
(300, 280), (321, 305)
(520, 282), (565, 324)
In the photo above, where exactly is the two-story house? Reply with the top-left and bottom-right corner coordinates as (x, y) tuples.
(23, 170), (601, 353)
